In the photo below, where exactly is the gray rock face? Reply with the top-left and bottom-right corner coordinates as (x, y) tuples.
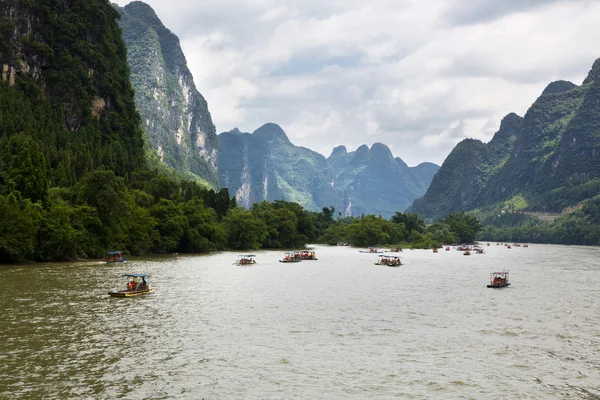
(116, 1), (218, 186)
(218, 124), (439, 217)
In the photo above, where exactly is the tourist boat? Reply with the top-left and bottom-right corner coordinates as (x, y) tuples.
(105, 251), (127, 264)
(506, 245), (512, 249)
(445, 247), (450, 251)
(487, 271), (510, 288)
(108, 273), (155, 297)
(463, 250), (471, 255)
(523, 244), (529, 248)
(298, 251), (317, 260)
(386, 256), (402, 267)
(235, 254), (256, 266)
(375, 255), (390, 265)
(279, 252), (302, 263)
(432, 247), (438, 253)
(389, 247), (402, 252)
(475, 248), (485, 254)
(359, 247), (384, 253)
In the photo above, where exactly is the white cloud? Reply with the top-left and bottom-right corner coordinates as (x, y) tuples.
(113, 0), (600, 165)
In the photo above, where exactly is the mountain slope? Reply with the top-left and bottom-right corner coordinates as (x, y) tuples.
(218, 124), (340, 211)
(0, 0), (145, 180)
(409, 113), (521, 220)
(410, 58), (600, 219)
(219, 124), (439, 216)
(116, 1), (218, 186)
(327, 143), (439, 216)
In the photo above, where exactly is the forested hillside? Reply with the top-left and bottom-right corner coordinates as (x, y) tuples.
(0, 0), (298, 262)
(411, 59), (600, 220)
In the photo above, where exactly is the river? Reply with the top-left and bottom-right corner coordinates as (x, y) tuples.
(1, 244), (599, 399)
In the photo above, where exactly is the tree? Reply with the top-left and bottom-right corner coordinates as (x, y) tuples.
(0, 193), (41, 262)
(222, 208), (267, 250)
(442, 212), (483, 243)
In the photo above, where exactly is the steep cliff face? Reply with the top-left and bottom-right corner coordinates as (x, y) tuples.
(411, 58), (600, 219)
(218, 124), (340, 211)
(219, 124), (439, 217)
(116, 1), (218, 187)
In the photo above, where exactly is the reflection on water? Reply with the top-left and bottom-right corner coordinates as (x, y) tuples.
(1, 245), (600, 399)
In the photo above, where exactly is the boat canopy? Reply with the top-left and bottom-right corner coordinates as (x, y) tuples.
(121, 273), (149, 278)
(107, 251), (123, 255)
(238, 254), (256, 257)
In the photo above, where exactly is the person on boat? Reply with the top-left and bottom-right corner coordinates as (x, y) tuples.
(140, 277), (147, 290)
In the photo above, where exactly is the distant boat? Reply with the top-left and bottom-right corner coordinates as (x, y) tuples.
(359, 247), (384, 254)
(389, 247), (402, 252)
(105, 251), (127, 264)
(280, 252), (302, 263)
(108, 273), (155, 297)
(487, 271), (510, 288)
(386, 256), (402, 267)
(298, 251), (318, 260)
(463, 250), (471, 255)
(432, 247), (438, 253)
(235, 254), (256, 266)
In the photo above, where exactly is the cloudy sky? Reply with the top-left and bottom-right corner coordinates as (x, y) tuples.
(113, 0), (599, 166)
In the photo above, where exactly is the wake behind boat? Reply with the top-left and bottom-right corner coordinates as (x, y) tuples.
(108, 274), (155, 297)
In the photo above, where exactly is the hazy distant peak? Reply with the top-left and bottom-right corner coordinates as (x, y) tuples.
(583, 58), (600, 85)
(329, 145), (348, 158)
(253, 123), (290, 143)
(370, 142), (394, 161)
(541, 80), (577, 96)
(395, 157), (409, 169)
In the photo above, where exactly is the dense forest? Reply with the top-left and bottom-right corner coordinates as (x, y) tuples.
(475, 195), (600, 245)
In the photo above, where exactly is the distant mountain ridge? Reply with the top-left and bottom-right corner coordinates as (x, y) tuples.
(219, 124), (439, 217)
(410, 58), (600, 220)
(116, 1), (218, 186)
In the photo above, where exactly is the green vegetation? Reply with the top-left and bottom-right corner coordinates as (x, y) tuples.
(477, 195), (600, 245)
(218, 126), (439, 218)
(410, 59), (600, 245)
(317, 211), (482, 249)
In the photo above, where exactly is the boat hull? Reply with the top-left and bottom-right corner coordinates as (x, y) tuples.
(487, 283), (511, 288)
(108, 289), (156, 297)
(279, 260), (302, 263)
(359, 251), (384, 254)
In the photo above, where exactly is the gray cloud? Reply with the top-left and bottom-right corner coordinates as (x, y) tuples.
(113, 0), (600, 165)
(441, 0), (577, 26)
